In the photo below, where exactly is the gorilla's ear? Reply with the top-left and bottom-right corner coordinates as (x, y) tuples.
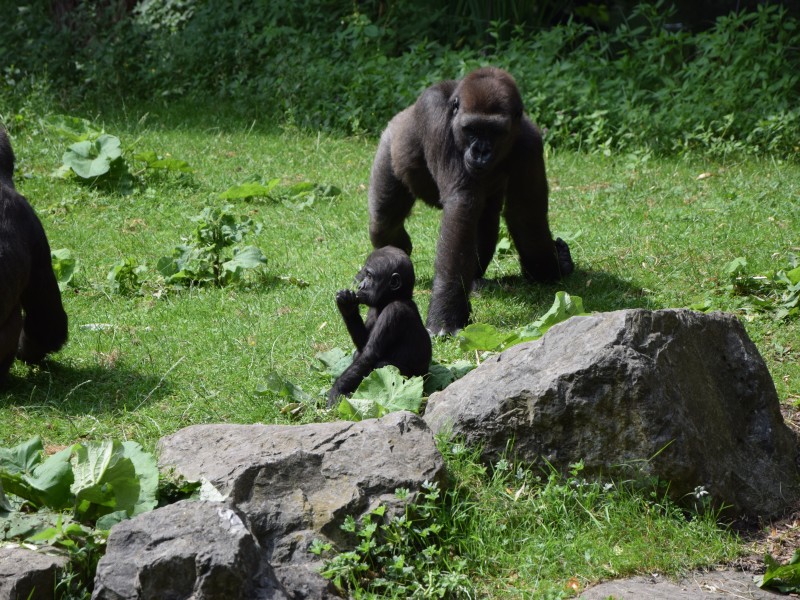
(389, 272), (402, 291)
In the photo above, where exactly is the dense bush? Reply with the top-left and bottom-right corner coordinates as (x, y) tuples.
(1, 1), (798, 158)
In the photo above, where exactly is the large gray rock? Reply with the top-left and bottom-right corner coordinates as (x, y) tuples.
(0, 546), (67, 600)
(424, 309), (799, 518)
(580, 570), (777, 599)
(92, 501), (284, 600)
(154, 411), (444, 597)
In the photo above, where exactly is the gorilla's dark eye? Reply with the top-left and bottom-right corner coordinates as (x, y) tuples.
(451, 97), (460, 115)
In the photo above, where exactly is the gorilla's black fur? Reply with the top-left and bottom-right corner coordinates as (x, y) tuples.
(368, 67), (574, 335)
(0, 129), (67, 378)
(327, 246), (431, 406)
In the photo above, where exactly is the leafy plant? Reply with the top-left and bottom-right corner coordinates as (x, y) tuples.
(337, 366), (425, 421)
(722, 255), (800, 318)
(43, 114), (104, 143)
(314, 348), (354, 380)
(6, 3), (800, 159)
(157, 205), (267, 287)
(220, 178), (341, 209)
(0, 436), (158, 531)
(313, 482), (471, 598)
(0, 437), (159, 597)
(132, 150), (193, 174)
(756, 551), (800, 592)
(220, 178), (281, 201)
(62, 134), (124, 179)
(458, 291), (588, 352)
(423, 360), (475, 395)
(256, 371), (316, 418)
(51, 248), (78, 291)
(47, 115), (192, 192)
(107, 257), (147, 295)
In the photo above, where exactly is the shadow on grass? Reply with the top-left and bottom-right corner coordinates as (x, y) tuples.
(416, 267), (652, 328)
(0, 359), (171, 415)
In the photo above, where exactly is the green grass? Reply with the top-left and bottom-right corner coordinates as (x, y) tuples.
(441, 449), (740, 599)
(1, 108), (797, 596)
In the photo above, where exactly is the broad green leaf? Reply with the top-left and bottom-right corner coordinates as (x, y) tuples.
(51, 248), (77, 291)
(24, 446), (74, 510)
(132, 150), (158, 163)
(2, 512), (56, 541)
(133, 151), (193, 173)
(121, 441), (158, 516)
(495, 236), (513, 254)
(222, 245), (267, 272)
(0, 482), (12, 511)
(0, 439), (73, 509)
(71, 441), (140, 518)
(107, 257), (146, 294)
(219, 179), (280, 200)
(63, 134), (123, 178)
(0, 436), (43, 475)
(149, 157), (192, 172)
(43, 114), (103, 142)
(458, 323), (507, 352)
(424, 360), (475, 394)
(528, 291), (586, 336)
(314, 348), (353, 379)
(286, 182), (316, 195)
(723, 256), (748, 280)
(756, 551), (800, 592)
(458, 293), (587, 353)
(96, 510), (129, 531)
(338, 396), (380, 421)
(156, 255), (180, 278)
(339, 366), (424, 421)
(785, 266), (800, 286)
(286, 182), (341, 198)
(256, 372), (312, 403)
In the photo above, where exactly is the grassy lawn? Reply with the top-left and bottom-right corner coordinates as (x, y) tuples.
(1, 108), (797, 596)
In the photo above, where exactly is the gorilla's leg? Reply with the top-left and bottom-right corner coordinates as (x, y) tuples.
(427, 199), (479, 335)
(0, 307), (22, 378)
(368, 139), (415, 255)
(17, 240), (67, 364)
(505, 157), (573, 282)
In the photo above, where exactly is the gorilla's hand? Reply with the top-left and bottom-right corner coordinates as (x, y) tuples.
(335, 289), (360, 316)
(327, 384), (345, 408)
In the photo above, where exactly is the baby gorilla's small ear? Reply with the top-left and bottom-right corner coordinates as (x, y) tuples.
(389, 272), (402, 291)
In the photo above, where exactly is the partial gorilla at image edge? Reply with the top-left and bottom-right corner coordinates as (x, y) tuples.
(0, 128), (68, 378)
(368, 67), (574, 335)
(327, 246), (431, 407)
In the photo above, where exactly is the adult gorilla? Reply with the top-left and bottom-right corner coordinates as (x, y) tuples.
(0, 129), (68, 378)
(368, 67), (574, 335)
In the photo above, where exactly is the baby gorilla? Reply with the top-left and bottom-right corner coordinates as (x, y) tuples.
(327, 246), (431, 407)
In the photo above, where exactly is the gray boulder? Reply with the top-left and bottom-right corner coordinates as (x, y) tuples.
(92, 501), (284, 600)
(0, 546), (67, 600)
(424, 309), (799, 518)
(94, 412), (442, 599)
